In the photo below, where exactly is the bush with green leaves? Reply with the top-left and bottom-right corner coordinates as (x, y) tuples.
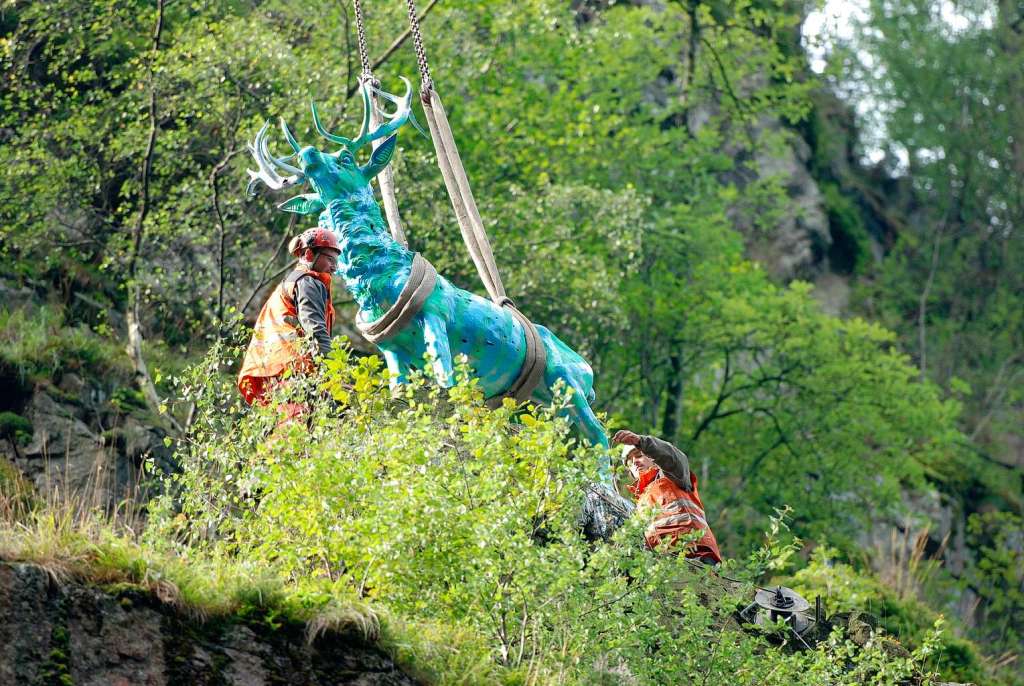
(149, 343), (953, 684)
(965, 512), (1024, 659)
(791, 546), (1008, 685)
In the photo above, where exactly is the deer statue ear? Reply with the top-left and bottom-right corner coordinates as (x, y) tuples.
(278, 193), (326, 215)
(361, 134), (398, 181)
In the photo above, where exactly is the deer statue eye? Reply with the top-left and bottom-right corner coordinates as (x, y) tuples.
(340, 153), (354, 166)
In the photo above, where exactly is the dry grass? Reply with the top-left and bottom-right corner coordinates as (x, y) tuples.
(306, 600), (381, 643)
(874, 525), (949, 602)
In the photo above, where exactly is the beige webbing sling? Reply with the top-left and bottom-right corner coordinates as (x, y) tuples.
(402, 0), (547, 405)
(348, 0), (546, 404)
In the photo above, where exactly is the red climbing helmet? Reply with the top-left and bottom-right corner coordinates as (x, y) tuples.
(289, 227), (340, 257)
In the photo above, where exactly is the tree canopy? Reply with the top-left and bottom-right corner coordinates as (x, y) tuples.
(1, 0), (1021, 682)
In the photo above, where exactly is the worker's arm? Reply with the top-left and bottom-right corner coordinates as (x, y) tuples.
(637, 434), (693, 492)
(294, 276), (333, 357)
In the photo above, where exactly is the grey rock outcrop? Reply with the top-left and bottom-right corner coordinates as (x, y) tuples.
(730, 116), (832, 283)
(1, 383), (173, 507)
(16, 390), (111, 496)
(0, 562), (419, 686)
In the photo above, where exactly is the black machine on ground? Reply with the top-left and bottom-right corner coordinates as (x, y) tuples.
(738, 585), (825, 649)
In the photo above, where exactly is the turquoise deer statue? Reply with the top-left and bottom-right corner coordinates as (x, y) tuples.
(246, 81), (623, 500)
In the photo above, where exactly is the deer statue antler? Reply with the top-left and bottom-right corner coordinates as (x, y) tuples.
(245, 121), (305, 195)
(310, 77), (413, 155)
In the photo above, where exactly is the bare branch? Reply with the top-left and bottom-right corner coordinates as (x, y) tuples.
(700, 35), (749, 115)
(210, 145), (245, 327)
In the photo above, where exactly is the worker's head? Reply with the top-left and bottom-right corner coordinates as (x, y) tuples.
(290, 228), (341, 274)
(622, 444), (654, 480)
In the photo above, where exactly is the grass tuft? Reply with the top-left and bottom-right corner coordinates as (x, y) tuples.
(306, 601), (381, 644)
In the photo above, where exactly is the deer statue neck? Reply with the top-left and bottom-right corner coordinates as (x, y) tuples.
(320, 188), (413, 319)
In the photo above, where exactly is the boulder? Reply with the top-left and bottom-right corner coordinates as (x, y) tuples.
(18, 390), (109, 497)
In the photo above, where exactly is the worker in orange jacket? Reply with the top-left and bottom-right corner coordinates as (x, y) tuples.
(613, 429), (723, 565)
(237, 227), (340, 421)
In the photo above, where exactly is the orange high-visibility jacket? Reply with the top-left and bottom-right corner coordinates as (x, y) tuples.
(237, 268), (335, 405)
(630, 467), (723, 562)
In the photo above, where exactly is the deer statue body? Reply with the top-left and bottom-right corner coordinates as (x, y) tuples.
(247, 81), (617, 489)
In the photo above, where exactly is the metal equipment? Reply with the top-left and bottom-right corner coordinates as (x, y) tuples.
(738, 585), (823, 649)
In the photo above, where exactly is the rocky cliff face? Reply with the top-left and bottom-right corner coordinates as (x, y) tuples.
(0, 562), (418, 686)
(0, 377), (174, 508)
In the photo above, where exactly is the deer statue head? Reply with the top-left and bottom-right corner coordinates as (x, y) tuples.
(246, 79), (413, 216)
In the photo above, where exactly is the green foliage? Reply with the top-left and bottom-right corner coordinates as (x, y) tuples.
(109, 386), (148, 413)
(792, 547), (1004, 685)
(0, 306), (127, 382)
(0, 411), (32, 445)
(614, 265), (963, 551)
(821, 182), (872, 275)
(965, 512), (1024, 657)
(832, 0), (1024, 468)
(149, 347), (949, 684)
(794, 621), (945, 686)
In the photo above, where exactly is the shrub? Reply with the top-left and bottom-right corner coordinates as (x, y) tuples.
(148, 343), (952, 684)
(0, 411), (32, 444)
(965, 512), (1024, 659)
(791, 546), (1000, 685)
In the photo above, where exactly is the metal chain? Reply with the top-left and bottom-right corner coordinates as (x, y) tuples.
(404, 0), (433, 93)
(351, 0), (373, 79)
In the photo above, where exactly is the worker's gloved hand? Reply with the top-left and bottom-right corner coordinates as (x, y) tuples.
(612, 429), (641, 447)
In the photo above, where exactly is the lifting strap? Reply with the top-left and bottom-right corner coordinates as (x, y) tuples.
(403, 0), (547, 404)
(357, 253), (437, 343)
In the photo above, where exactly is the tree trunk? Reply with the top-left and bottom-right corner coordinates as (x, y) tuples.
(123, 0), (179, 433)
(661, 353), (684, 441)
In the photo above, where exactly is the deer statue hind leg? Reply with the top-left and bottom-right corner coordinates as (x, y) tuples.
(531, 324), (612, 484)
(531, 324), (634, 540)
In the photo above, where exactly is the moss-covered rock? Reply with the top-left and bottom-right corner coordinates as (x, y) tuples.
(0, 411), (32, 445)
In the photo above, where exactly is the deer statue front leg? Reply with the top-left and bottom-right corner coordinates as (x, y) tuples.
(382, 349), (412, 389)
(377, 312), (454, 390)
(422, 311), (455, 387)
